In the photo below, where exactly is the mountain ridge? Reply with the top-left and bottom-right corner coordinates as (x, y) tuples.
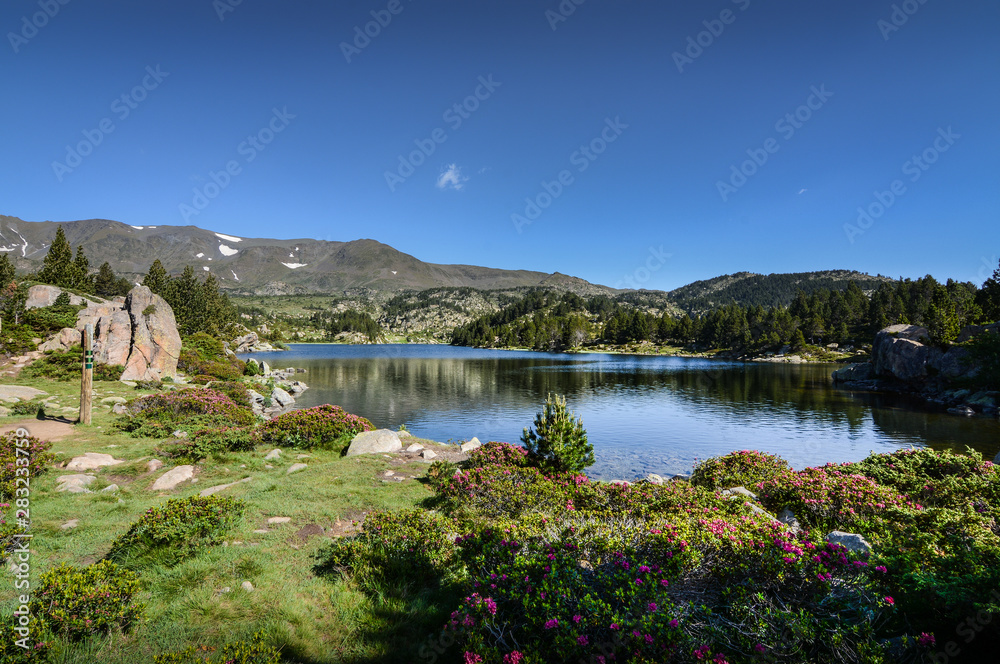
(0, 215), (604, 295)
(1, 215), (895, 307)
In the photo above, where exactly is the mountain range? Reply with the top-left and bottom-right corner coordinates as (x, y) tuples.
(1, 215), (893, 309)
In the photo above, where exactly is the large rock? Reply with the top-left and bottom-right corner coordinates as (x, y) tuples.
(872, 325), (937, 381)
(825, 531), (872, 555)
(271, 387), (294, 408)
(151, 465), (195, 491)
(38, 286), (181, 382)
(56, 474), (96, 493)
(956, 322), (1000, 344)
(460, 437), (482, 453)
(66, 452), (124, 471)
(345, 429), (402, 456)
(25, 284), (102, 310)
(929, 346), (977, 380)
(38, 327), (83, 353)
(233, 332), (259, 353)
(121, 287), (182, 381)
(832, 362), (873, 382)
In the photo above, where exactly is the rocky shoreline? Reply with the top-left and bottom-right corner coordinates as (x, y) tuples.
(832, 323), (998, 419)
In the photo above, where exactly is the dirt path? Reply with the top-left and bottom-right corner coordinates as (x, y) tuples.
(0, 418), (77, 441)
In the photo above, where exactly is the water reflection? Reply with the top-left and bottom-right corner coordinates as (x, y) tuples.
(244, 345), (1000, 481)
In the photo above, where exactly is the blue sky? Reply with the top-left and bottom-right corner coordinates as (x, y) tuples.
(2, 0), (998, 290)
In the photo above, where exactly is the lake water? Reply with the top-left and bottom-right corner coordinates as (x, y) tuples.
(243, 344), (1000, 481)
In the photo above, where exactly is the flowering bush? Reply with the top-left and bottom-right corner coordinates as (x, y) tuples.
(689, 449), (791, 491)
(871, 506), (1000, 625)
(153, 631), (279, 664)
(844, 447), (1000, 510)
(756, 465), (919, 532)
(177, 332), (245, 381)
(115, 388), (257, 438)
(257, 404), (374, 451)
(309, 445), (994, 662)
(315, 509), (457, 590)
(106, 495), (245, 565)
(466, 441), (535, 469)
(0, 431), (55, 500)
(173, 426), (258, 461)
(34, 560), (143, 640)
(206, 380), (252, 408)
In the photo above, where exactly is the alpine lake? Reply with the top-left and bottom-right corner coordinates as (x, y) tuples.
(243, 344), (1000, 481)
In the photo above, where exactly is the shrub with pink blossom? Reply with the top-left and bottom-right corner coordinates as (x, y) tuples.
(689, 449), (791, 491)
(257, 404), (374, 451)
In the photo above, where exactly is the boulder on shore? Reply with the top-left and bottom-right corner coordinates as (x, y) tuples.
(872, 325), (936, 382)
(832, 363), (873, 382)
(345, 429), (402, 456)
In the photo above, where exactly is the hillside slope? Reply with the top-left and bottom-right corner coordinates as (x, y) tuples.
(0, 215), (604, 295)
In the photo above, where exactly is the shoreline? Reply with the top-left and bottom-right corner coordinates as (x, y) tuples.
(244, 340), (859, 365)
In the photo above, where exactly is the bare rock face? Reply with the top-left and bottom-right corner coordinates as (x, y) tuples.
(872, 325), (938, 382)
(36, 286), (181, 382)
(25, 284), (102, 310)
(122, 286), (182, 381)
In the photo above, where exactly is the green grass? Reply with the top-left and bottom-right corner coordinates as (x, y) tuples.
(0, 375), (446, 663)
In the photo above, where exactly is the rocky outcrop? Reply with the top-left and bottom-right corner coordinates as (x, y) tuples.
(832, 363), (873, 383)
(872, 325), (936, 381)
(231, 332), (278, 353)
(121, 287), (182, 381)
(25, 284), (103, 310)
(833, 323), (996, 417)
(38, 286), (181, 381)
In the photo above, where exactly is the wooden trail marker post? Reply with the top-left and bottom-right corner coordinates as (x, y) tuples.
(80, 324), (93, 425)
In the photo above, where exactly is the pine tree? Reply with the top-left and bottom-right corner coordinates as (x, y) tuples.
(977, 260), (1000, 323)
(521, 393), (594, 473)
(94, 262), (119, 297)
(142, 259), (171, 296)
(37, 226), (75, 287)
(0, 253), (14, 289)
(73, 246), (90, 287)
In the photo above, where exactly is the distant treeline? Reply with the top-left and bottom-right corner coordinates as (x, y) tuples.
(305, 307), (383, 342)
(670, 270), (893, 313)
(452, 272), (1000, 353)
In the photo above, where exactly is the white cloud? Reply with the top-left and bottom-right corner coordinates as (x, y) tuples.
(436, 164), (467, 190)
(798, 188), (808, 194)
